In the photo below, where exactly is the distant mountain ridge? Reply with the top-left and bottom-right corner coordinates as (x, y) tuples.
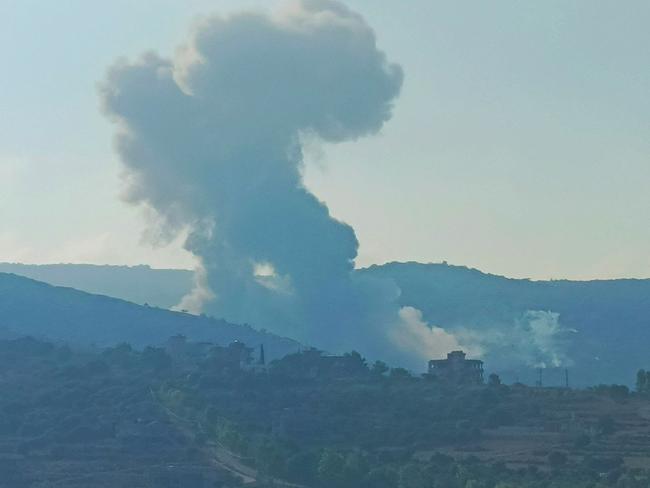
(0, 271), (299, 359)
(360, 262), (650, 386)
(0, 263), (192, 309)
(2, 262), (649, 385)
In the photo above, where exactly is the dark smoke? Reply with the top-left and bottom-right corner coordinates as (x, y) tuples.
(100, 0), (440, 365)
(101, 0), (572, 372)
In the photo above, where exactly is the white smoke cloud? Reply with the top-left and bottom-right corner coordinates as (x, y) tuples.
(520, 310), (576, 368)
(174, 265), (214, 314)
(458, 310), (576, 369)
(391, 306), (477, 361)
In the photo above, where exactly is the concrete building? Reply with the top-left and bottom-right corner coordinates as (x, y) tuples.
(428, 350), (484, 384)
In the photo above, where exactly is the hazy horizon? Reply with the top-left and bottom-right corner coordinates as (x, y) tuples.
(3, 260), (650, 284)
(1, 0), (648, 282)
(1, 3), (648, 485)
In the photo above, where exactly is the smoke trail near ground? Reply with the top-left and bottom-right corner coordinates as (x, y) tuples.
(457, 310), (576, 370)
(390, 307), (482, 362)
(101, 0), (457, 367)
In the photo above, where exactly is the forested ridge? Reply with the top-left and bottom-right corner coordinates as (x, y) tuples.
(0, 272), (298, 359)
(4, 262), (649, 385)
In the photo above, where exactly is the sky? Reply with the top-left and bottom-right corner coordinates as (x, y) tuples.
(0, 0), (648, 280)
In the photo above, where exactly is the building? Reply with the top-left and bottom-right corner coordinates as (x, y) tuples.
(269, 348), (368, 380)
(428, 350), (484, 384)
(224, 341), (255, 369)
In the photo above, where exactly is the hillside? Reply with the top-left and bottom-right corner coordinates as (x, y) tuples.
(2, 335), (649, 488)
(0, 337), (243, 487)
(0, 263), (192, 309)
(3, 262), (650, 385)
(0, 272), (299, 359)
(361, 262), (650, 386)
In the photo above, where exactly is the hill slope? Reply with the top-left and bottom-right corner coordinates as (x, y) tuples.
(361, 262), (650, 386)
(0, 263), (192, 309)
(0, 272), (299, 358)
(3, 262), (649, 385)
(3, 335), (650, 488)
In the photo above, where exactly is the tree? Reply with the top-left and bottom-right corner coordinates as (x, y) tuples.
(488, 373), (501, 387)
(343, 351), (369, 375)
(364, 466), (399, 488)
(371, 360), (389, 376)
(255, 442), (286, 478)
(345, 451), (370, 483)
(390, 367), (412, 379)
(637, 369), (647, 393)
(141, 346), (172, 372)
(548, 451), (568, 467)
(103, 342), (135, 368)
(465, 481), (487, 488)
(597, 415), (616, 436)
(286, 451), (319, 484)
(398, 464), (427, 488)
(318, 449), (346, 487)
(573, 433), (591, 449)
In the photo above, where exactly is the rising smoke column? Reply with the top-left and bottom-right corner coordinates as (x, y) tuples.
(454, 310), (577, 373)
(100, 0), (426, 362)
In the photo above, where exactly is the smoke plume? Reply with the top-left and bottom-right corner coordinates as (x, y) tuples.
(100, 0), (452, 366)
(391, 307), (479, 361)
(457, 310), (576, 370)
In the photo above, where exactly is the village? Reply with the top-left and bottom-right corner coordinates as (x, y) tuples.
(164, 334), (490, 384)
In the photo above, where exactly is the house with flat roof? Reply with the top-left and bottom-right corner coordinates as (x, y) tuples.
(428, 350), (484, 384)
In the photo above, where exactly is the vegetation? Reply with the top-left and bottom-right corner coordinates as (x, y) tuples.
(0, 271), (299, 355)
(5, 262), (650, 386)
(361, 262), (650, 386)
(637, 370), (650, 393)
(3, 335), (650, 487)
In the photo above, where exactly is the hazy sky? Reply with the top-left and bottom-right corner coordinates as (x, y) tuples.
(1, 0), (648, 280)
